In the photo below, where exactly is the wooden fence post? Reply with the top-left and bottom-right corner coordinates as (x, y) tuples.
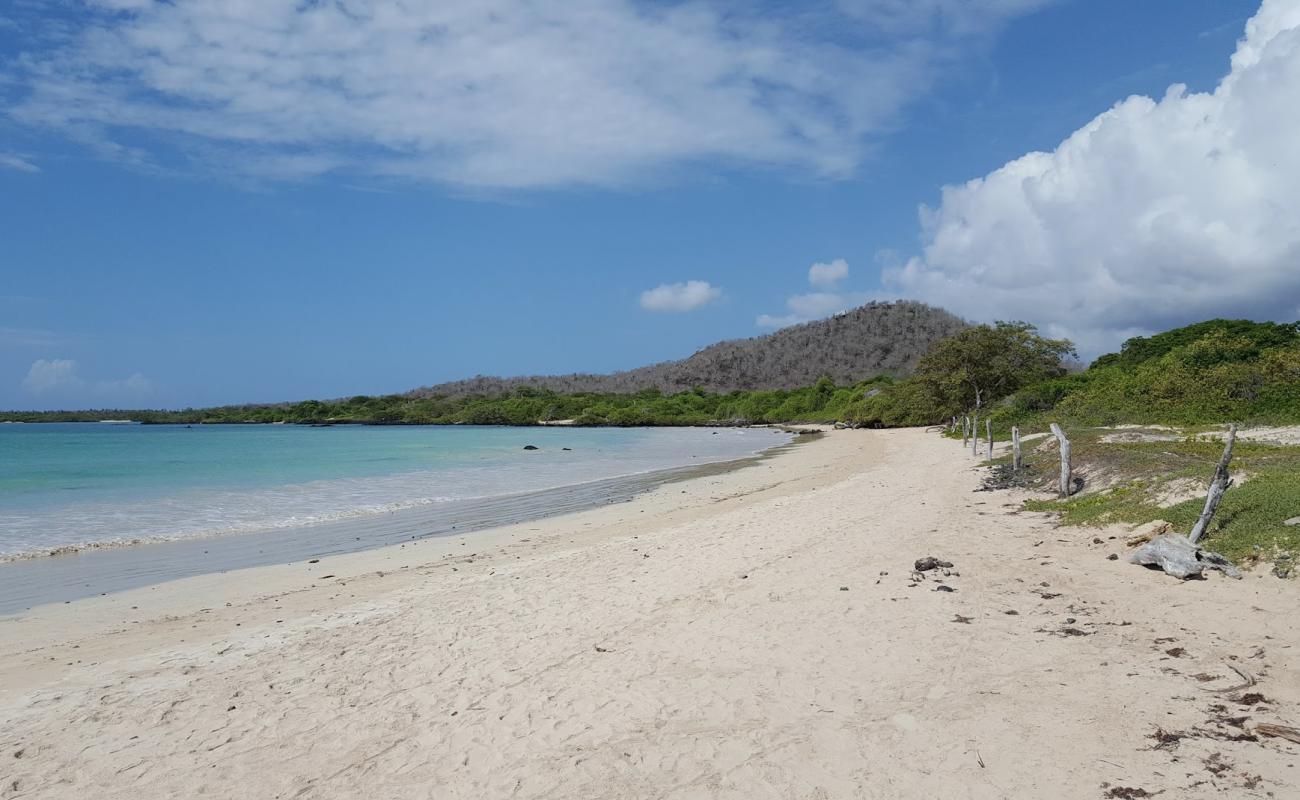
(971, 414), (979, 456)
(962, 416), (970, 447)
(986, 419), (993, 462)
(1012, 426), (1022, 471)
(1188, 424), (1238, 545)
(1049, 423), (1072, 498)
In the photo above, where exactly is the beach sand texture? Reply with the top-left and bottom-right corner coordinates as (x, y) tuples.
(2, 428), (1297, 799)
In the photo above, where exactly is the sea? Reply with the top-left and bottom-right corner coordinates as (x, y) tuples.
(0, 423), (789, 611)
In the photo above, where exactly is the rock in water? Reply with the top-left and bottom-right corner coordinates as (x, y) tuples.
(522, 445), (539, 451)
(1128, 534), (1241, 580)
(914, 556), (954, 572)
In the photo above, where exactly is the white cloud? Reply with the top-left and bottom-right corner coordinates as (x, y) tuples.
(6, 0), (1046, 189)
(20, 359), (155, 403)
(885, 0), (1300, 356)
(808, 258), (850, 288)
(21, 359), (82, 394)
(0, 153), (39, 173)
(640, 280), (723, 313)
(757, 290), (869, 328)
(758, 258), (866, 327)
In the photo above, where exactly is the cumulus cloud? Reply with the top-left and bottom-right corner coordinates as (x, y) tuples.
(758, 259), (866, 327)
(808, 258), (850, 288)
(0, 153), (39, 173)
(884, 0), (1300, 356)
(5, 0), (1045, 189)
(21, 359), (82, 394)
(640, 281), (723, 313)
(20, 359), (154, 403)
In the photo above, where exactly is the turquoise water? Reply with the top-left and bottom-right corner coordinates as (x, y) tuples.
(0, 423), (785, 560)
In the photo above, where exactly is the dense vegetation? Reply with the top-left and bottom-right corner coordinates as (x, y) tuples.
(409, 301), (966, 396)
(851, 319), (1300, 431)
(0, 378), (889, 426)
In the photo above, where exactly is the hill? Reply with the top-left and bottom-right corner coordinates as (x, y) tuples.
(409, 301), (967, 398)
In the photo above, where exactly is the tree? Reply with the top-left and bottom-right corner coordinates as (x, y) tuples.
(913, 322), (1075, 413)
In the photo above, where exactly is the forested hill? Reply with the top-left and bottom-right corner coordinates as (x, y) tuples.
(410, 301), (966, 397)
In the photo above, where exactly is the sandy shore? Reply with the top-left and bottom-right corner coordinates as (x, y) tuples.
(1, 428), (1297, 799)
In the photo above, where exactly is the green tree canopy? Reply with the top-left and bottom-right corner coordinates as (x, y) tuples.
(913, 321), (1076, 413)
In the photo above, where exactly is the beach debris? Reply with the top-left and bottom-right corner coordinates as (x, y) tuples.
(1103, 786), (1154, 799)
(839, 586), (848, 591)
(1107, 553), (1119, 560)
(952, 614), (973, 624)
(914, 556), (953, 572)
(1272, 554), (1292, 579)
(522, 445), (539, 450)
(934, 585), (955, 592)
(1254, 723), (1300, 745)
(1165, 647), (1187, 658)
(1201, 663), (1255, 694)
(594, 645), (611, 653)
(1125, 520), (1173, 547)
(1234, 692), (1268, 707)
(1129, 534), (1241, 579)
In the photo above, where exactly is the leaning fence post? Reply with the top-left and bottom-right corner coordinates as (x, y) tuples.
(1188, 424), (1238, 545)
(1049, 423), (1072, 498)
(1012, 426), (1022, 471)
(986, 419), (993, 462)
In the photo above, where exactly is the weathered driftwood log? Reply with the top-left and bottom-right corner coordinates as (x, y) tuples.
(985, 419), (993, 462)
(1129, 533), (1241, 579)
(1049, 423), (1072, 498)
(1011, 426), (1022, 471)
(1255, 723), (1300, 745)
(1188, 423), (1238, 545)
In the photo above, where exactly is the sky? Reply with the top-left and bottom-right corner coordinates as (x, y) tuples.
(1, 0), (1295, 410)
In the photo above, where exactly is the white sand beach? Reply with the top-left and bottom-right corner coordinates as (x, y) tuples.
(2, 428), (1297, 799)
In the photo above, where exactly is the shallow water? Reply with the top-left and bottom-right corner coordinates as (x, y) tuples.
(0, 423), (790, 611)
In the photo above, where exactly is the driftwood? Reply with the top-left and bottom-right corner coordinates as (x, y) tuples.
(1129, 534), (1241, 579)
(1254, 723), (1300, 745)
(1011, 426), (1022, 471)
(1188, 423), (1238, 545)
(1049, 423), (1072, 498)
(1125, 520), (1173, 547)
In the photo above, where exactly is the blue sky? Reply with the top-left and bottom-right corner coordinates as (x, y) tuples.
(2, 0), (1295, 410)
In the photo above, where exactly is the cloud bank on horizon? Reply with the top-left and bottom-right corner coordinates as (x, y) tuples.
(21, 359), (154, 406)
(886, 0), (1300, 355)
(5, 0), (1046, 188)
